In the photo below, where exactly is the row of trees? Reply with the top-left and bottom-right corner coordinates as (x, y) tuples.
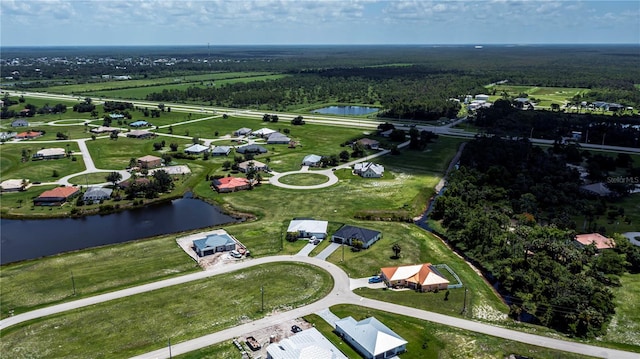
(431, 136), (640, 337)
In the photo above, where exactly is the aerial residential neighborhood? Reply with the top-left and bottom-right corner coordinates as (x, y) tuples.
(1, 2), (639, 359)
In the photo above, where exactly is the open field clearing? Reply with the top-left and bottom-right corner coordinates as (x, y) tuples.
(0, 263), (333, 358)
(31, 72), (278, 94)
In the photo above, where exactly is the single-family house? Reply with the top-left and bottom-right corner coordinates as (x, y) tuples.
(353, 162), (384, 178)
(90, 126), (120, 134)
(331, 225), (382, 249)
(575, 233), (616, 250)
(380, 263), (450, 292)
(184, 143), (210, 155)
(238, 160), (268, 173)
(109, 113), (125, 119)
(211, 146), (232, 156)
(126, 130), (154, 139)
(475, 94), (490, 101)
(11, 119), (29, 127)
(302, 154), (322, 167)
(357, 138), (380, 149)
(15, 130), (43, 139)
(236, 144), (267, 154)
(234, 127), (252, 136)
(379, 129), (393, 138)
(83, 187), (113, 203)
(33, 187), (80, 206)
(129, 120), (150, 128)
(137, 155), (162, 169)
(287, 219), (328, 240)
(0, 132), (17, 141)
(335, 317), (407, 359)
(192, 231), (237, 256)
(0, 179), (28, 192)
(266, 327), (347, 359)
(252, 127), (276, 138)
(212, 176), (250, 192)
(267, 132), (291, 144)
(580, 182), (613, 197)
(118, 177), (151, 189)
(33, 148), (66, 160)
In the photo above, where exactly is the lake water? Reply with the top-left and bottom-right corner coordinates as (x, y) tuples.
(0, 197), (237, 265)
(312, 105), (379, 116)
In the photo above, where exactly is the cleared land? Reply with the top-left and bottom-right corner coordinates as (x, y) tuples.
(0, 263), (333, 358)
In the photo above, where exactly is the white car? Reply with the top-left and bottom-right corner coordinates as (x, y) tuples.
(230, 250), (242, 258)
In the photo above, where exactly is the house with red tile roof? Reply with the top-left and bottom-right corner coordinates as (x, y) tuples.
(575, 233), (616, 250)
(212, 177), (250, 193)
(33, 187), (80, 206)
(380, 263), (449, 292)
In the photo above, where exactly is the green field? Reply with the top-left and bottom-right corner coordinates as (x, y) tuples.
(0, 263), (333, 358)
(277, 172), (330, 186)
(485, 84), (590, 108)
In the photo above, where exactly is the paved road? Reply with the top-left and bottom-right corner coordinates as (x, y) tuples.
(1, 255), (637, 359)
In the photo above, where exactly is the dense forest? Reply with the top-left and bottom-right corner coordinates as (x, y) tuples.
(3, 45), (639, 120)
(431, 136), (640, 337)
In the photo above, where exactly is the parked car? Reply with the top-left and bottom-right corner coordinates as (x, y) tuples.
(230, 250), (242, 258)
(368, 276), (383, 284)
(312, 238), (320, 245)
(291, 325), (302, 333)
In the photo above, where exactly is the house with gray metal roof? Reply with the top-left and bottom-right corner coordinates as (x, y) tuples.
(211, 145), (232, 156)
(267, 132), (291, 144)
(184, 143), (210, 155)
(335, 317), (407, 359)
(192, 231), (237, 257)
(331, 225), (382, 249)
(302, 154), (322, 167)
(83, 187), (113, 203)
(236, 144), (267, 154)
(266, 327), (347, 359)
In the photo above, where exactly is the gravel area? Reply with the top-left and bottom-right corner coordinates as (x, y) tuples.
(176, 229), (248, 271)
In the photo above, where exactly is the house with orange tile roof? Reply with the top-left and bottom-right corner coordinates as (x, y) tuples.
(380, 263), (449, 292)
(15, 130), (43, 139)
(33, 187), (80, 206)
(575, 233), (616, 250)
(211, 177), (250, 193)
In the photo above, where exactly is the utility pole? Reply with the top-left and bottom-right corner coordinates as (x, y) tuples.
(70, 271), (76, 296)
(341, 243), (345, 262)
(261, 285), (264, 312)
(168, 338), (172, 358)
(462, 288), (468, 315)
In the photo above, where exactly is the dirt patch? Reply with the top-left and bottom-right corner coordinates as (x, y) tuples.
(175, 229), (249, 271)
(231, 317), (315, 359)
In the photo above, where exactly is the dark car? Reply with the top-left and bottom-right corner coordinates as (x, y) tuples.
(291, 325), (302, 333)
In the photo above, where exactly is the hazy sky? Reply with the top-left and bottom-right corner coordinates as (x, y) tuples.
(1, 0), (639, 46)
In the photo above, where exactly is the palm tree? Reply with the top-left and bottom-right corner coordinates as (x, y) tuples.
(392, 243), (401, 259)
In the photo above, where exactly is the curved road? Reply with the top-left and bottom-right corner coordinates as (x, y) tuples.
(0, 256), (635, 359)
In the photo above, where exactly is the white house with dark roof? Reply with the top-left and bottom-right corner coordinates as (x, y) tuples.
(266, 328), (347, 359)
(353, 162), (384, 178)
(33, 148), (66, 160)
(331, 225), (382, 249)
(287, 219), (328, 239)
(335, 317), (407, 359)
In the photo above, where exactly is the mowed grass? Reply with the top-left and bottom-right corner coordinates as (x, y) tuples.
(85, 136), (192, 169)
(278, 173), (330, 186)
(604, 273), (640, 348)
(0, 232), (198, 318)
(310, 305), (597, 359)
(485, 85), (590, 107)
(0, 263), (333, 359)
(0, 142), (84, 182)
(36, 72), (279, 94)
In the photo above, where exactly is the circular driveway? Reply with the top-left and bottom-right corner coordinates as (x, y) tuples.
(269, 168), (339, 189)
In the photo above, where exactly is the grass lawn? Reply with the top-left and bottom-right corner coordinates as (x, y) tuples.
(278, 172), (330, 186)
(308, 305), (597, 359)
(0, 263), (333, 358)
(0, 230), (199, 318)
(85, 136), (191, 169)
(67, 172), (114, 185)
(603, 273), (640, 349)
(0, 142), (84, 182)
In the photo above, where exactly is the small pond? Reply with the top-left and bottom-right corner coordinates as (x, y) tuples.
(312, 105), (379, 116)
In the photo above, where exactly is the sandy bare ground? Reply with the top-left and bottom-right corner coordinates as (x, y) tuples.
(232, 317), (314, 359)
